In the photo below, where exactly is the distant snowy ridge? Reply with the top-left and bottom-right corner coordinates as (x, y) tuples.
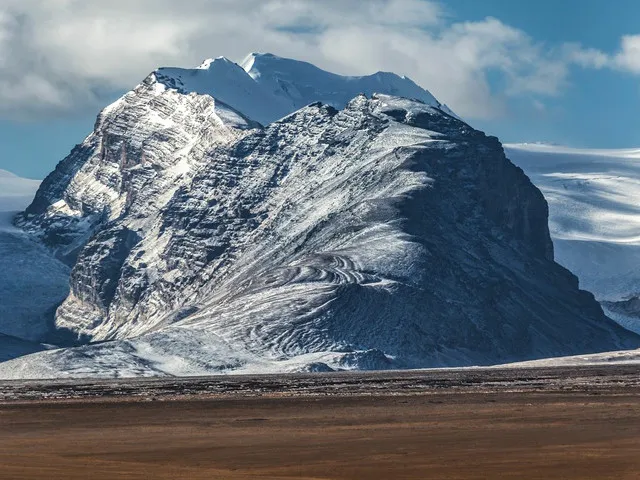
(506, 143), (640, 334)
(502, 347), (640, 368)
(0, 170), (40, 218)
(0, 171), (68, 352)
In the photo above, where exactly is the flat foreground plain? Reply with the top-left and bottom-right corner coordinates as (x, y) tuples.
(0, 366), (638, 479)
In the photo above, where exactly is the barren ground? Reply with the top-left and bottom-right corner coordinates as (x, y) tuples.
(1, 366), (638, 479)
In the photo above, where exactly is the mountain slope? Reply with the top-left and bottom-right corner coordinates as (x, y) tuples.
(15, 54), (458, 343)
(1, 93), (637, 379)
(154, 57), (291, 126)
(241, 53), (455, 118)
(0, 172), (69, 345)
(506, 144), (640, 334)
(0, 333), (47, 363)
(18, 72), (257, 266)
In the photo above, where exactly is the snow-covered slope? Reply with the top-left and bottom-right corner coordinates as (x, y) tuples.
(0, 171), (67, 353)
(155, 57), (291, 126)
(506, 144), (640, 334)
(150, 53), (454, 126)
(241, 53), (456, 119)
(2, 89), (637, 379)
(501, 347), (640, 367)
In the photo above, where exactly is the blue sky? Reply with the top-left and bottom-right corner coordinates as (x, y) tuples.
(450, 0), (640, 148)
(1, 0), (640, 179)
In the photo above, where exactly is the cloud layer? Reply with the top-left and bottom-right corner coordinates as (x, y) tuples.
(0, 0), (638, 120)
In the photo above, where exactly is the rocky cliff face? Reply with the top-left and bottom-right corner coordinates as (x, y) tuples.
(17, 72), (256, 265)
(4, 55), (638, 378)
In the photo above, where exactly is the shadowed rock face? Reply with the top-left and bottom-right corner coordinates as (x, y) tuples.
(7, 67), (638, 376)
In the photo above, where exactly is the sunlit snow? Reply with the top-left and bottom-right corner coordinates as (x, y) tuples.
(507, 143), (640, 334)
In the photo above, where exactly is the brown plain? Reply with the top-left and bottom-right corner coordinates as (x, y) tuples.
(1, 391), (639, 480)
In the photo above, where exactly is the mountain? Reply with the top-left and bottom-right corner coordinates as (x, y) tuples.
(1, 55), (638, 379)
(506, 144), (640, 335)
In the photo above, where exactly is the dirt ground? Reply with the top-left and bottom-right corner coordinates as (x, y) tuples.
(1, 391), (639, 480)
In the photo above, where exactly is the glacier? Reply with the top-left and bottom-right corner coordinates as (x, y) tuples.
(0, 170), (67, 358)
(507, 143), (640, 335)
(0, 54), (638, 379)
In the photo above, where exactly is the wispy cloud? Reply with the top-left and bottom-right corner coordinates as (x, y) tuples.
(563, 43), (610, 69)
(564, 35), (640, 75)
(0, 0), (637, 121)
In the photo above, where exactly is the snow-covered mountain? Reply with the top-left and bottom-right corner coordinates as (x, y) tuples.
(506, 144), (640, 335)
(240, 53), (457, 120)
(1, 54), (638, 379)
(152, 53), (454, 127)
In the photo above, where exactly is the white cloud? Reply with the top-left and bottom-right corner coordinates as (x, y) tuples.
(0, 0), (635, 121)
(614, 35), (640, 74)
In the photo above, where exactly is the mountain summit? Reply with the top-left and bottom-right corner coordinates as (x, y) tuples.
(152, 53), (452, 125)
(1, 54), (637, 379)
(241, 52), (455, 118)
